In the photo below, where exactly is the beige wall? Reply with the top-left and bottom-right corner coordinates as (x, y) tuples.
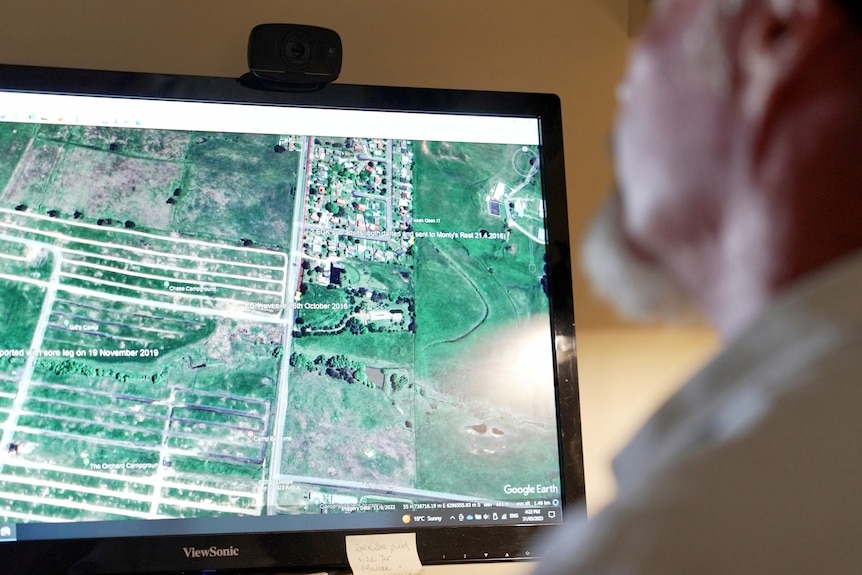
(1, 0), (718, 512)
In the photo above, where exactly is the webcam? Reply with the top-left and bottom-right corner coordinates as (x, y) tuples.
(244, 23), (342, 92)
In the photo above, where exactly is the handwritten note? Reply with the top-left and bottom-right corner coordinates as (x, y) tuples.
(345, 533), (424, 575)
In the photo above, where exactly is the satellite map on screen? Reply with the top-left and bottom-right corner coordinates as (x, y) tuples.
(0, 122), (560, 525)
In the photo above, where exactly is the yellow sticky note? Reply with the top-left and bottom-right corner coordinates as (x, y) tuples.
(345, 532), (424, 575)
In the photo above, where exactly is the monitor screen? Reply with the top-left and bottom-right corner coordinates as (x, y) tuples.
(0, 63), (583, 574)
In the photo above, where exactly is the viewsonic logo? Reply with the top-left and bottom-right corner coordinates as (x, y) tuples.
(182, 545), (241, 559)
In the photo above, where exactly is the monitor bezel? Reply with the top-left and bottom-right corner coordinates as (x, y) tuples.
(0, 62), (584, 575)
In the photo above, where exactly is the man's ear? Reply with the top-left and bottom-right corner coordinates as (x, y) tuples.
(738, 0), (847, 160)
(739, 0), (821, 117)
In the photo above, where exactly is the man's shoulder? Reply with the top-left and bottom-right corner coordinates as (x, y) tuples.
(613, 249), (862, 489)
(534, 330), (862, 575)
(533, 251), (862, 575)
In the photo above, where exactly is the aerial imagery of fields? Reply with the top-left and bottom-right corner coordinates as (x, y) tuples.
(0, 120), (561, 528)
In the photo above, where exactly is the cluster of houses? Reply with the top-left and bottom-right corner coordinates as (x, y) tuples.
(302, 137), (415, 268)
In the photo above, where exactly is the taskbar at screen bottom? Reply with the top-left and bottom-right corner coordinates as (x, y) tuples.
(2, 501), (564, 543)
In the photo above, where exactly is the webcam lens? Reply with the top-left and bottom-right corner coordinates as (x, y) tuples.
(289, 42), (307, 59)
(281, 32), (314, 70)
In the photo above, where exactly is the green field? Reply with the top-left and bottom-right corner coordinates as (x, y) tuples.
(412, 141), (549, 390)
(177, 133), (299, 248)
(282, 365), (416, 485)
(0, 123), (38, 195)
(407, 141), (558, 496)
(0, 278), (45, 353)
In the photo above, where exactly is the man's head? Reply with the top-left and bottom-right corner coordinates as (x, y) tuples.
(588, 0), (862, 337)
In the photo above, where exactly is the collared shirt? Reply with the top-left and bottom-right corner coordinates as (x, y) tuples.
(534, 251), (862, 574)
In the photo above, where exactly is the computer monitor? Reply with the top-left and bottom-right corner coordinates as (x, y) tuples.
(0, 63), (583, 574)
